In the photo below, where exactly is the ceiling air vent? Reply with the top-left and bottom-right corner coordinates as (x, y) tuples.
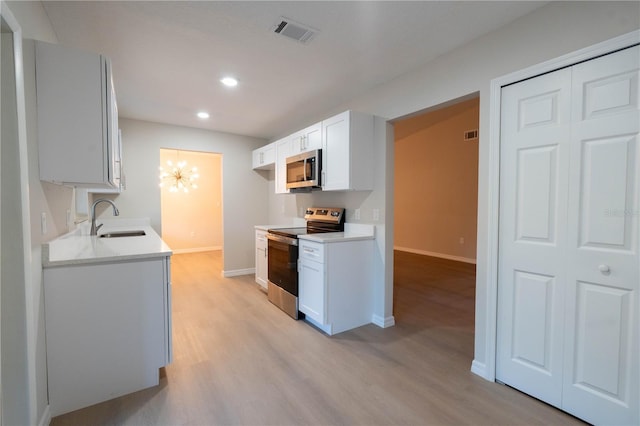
(464, 129), (478, 141)
(272, 17), (317, 44)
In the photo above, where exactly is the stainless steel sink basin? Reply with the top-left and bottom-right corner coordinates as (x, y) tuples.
(99, 230), (146, 238)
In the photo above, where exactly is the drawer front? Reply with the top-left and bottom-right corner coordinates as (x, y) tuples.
(299, 240), (325, 263)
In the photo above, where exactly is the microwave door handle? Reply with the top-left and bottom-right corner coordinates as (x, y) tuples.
(303, 158), (308, 181)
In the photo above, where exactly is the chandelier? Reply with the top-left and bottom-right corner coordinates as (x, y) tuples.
(158, 158), (199, 193)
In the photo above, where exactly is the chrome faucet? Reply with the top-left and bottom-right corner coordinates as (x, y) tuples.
(90, 198), (120, 236)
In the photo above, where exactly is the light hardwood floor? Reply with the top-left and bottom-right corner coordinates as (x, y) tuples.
(51, 250), (584, 425)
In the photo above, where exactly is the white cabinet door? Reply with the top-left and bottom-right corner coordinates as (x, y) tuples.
(321, 111), (374, 191)
(252, 142), (276, 170)
(255, 230), (268, 289)
(299, 240), (326, 323)
(290, 122), (322, 156)
(36, 41), (119, 188)
(498, 45), (639, 426)
(299, 257), (325, 324)
(44, 258), (169, 416)
(107, 64), (120, 188)
(322, 112), (351, 191)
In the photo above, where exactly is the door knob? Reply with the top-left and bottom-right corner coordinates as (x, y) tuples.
(598, 264), (610, 274)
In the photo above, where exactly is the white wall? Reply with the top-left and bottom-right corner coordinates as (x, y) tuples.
(4, 2), (61, 424)
(112, 118), (267, 274)
(264, 1), (640, 374)
(347, 1), (640, 376)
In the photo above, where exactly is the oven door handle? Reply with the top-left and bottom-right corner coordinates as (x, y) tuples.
(267, 233), (299, 246)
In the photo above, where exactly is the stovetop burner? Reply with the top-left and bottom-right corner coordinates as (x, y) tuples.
(268, 207), (345, 238)
(268, 227), (308, 238)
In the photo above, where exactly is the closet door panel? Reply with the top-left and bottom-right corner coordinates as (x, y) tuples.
(563, 45), (639, 426)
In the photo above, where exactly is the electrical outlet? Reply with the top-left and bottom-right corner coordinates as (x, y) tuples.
(372, 209), (380, 221)
(459, 237), (465, 245)
(41, 212), (47, 235)
(66, 209), (72, 230)
(190, 231), (196, 238)
(354, 209), (361, 220)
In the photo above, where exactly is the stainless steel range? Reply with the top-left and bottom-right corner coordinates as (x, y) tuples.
(266, 207), (345, 319)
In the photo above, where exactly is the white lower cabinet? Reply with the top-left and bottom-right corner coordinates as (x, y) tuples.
(299, 254), (325, 324)
(298, 238), (373, 335)
(255, 229), (268, 289)
(44, 256), (172, 416)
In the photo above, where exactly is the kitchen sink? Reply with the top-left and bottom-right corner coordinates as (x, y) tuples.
(99, 230), (146, 238)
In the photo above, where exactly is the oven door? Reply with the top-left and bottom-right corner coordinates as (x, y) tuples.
(267, 233), (299, 297)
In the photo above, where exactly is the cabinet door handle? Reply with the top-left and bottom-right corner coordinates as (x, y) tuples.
(598, 264), (611, 274)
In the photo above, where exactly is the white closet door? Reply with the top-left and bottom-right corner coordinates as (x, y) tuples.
(563, 45), (639, 426)
(497, 67), (572, 407)
(498, 45), (639, 426)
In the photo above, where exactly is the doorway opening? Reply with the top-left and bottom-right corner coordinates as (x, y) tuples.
(392, 95), (479, 358)
(159, 148), (223, 257)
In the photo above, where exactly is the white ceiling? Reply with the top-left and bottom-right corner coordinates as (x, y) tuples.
(41, 1), (546, 140)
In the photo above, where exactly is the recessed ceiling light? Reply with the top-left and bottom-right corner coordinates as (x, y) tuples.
(220, 77), (238, 87)
(197, 111), (210, 119)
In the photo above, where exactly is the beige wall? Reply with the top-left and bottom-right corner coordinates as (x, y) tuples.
(160, 149), (222, 252)
(394, 97), (479, 262)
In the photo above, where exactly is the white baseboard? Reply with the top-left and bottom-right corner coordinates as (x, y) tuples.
(394, 246), (476, 265)
(172, 246), (221, 254)
(38, 405), (51, 426)
(223, 268), (254, 278)
(470, 359), (488, 379)
(372, 314), (395, 328)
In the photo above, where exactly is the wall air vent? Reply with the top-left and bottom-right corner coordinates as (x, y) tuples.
(272, 17), (317, 44)
(464, 129), (479, 141)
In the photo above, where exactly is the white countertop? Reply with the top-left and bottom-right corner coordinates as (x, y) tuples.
(43, 218), (172, 267)
(298, 231), (374, 243)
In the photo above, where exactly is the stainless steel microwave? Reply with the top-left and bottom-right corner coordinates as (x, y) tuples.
(286, 149), (322, 191)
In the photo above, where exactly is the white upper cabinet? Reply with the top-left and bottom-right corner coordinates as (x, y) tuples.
(289, 122), (322, 156)
(36, 41), (120, 189)
(259, 110), (375, 194)
(252, 142), (276, 170)
(90, 129), (124, 194)
(322, 111), (374, 191)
